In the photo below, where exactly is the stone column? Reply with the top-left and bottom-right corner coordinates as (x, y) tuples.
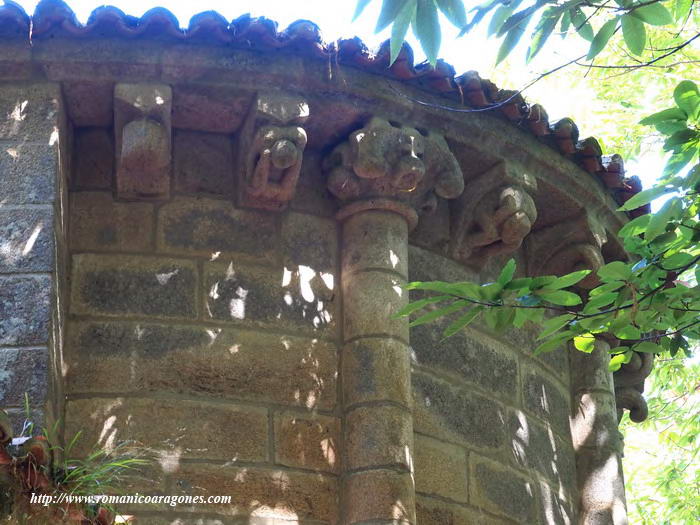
(324, 117), (464, 524)
(570, 340), (628, 525)
(0, 82), (68, 433)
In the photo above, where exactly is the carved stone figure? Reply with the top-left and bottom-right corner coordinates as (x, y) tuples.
(450, 163), (537, 266)
(236, 92), (309, 210)
(614, 351), (654, 423)
(323, 117), (464, 228)
(526, 213), (608, 289)
(114, 83), (172, 200)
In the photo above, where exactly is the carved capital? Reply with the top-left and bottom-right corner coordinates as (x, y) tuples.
(450, 163), (537, 266)
(525, 213), (607, 289)
(114, 83), (172, 200)
(236, 93), (309, 211)
(323, 117), (464, 228)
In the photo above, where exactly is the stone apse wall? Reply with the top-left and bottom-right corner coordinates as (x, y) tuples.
(0, 2), (638, 524)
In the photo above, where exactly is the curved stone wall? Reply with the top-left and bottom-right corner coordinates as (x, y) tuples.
(0, 3), (632, 523)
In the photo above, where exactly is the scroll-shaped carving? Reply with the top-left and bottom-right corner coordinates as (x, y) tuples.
(236, 93), (309, 211)
(114, 83), (172, 200)
(525, 213), (607, 289)
(450, 163), (537, 266)
(323, 117), (464, 228)
(614, 351), (654, 423)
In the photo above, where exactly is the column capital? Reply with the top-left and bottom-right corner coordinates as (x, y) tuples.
(323, 117), (464, 229)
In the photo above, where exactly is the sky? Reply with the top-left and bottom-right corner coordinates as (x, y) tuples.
(12, 0), (667, 192)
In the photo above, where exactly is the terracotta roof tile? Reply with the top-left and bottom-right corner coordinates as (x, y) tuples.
(0, 0), (647, 217)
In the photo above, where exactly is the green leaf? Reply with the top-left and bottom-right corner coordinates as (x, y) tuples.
(497, 259), (517, 286)
(646, 197), (682, 242)
(633, 341), (662, 353)
(587, 17), (619, 60)
(574, 333), (596, 353)
(630, 2), (673, 25)
(409, 300), (468, 327)
(560, 9), (571, 35)
(584, 291), (619, 312)
(390, 0), (417, 64)
(489, 4), (515, 36)
(620, 13), (646, 55)
(541, 270), (592, 290)
(639, 107), (688, 125)
(673, 81), (700, 121)
(414, 0), (442, 65)
(618, 185), (671, 210)
(376, 0), (406, 32)
(673, 0), (693, 21)
(597, 261), (632, 281)
(538, 289), (582, 306)
(354, 0), (374, 21)
(496, 24), (527, 64)
(497, 5), (538, 36)
(435, 0), (467, 28)
(393, 294), (449, 318)
(527, 7), (561, 61)
(618, 213), (652, 237)
(571, 7), (594, 41)
(534, 330), (574, 355)
(443, 306), (484, 338)
(609, 350), (633, 371)
(538, 314), (575, 340)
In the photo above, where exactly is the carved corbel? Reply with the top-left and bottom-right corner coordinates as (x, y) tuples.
(614, 350), (654, 423)
(114, 83), (172, 200)
(449, 163), (538, 266)
(322, 117), (464, 228)
(525, 213), (607, 289)
(236, 93), (309, 211)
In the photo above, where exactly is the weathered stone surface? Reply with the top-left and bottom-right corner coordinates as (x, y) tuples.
(72, 127), (113, 190)
(70, 254), (197, 319)
(412, 372), (505, 452)
(65, 322), (337, 410)
(508, 410), (576, 488)
(0, 208), (53, 272)
(414, 434), (468, 503)
(410, 323), (518, 400)
(345, 469), (415, 524)
(416, 496), (511, 525)
(0, 347), (47, 406)
(345, 405), (413, 471)
(570, 345), (615, 394)
(343, 271), (407, 342)
(0, 83), (60, 140)
(523, 366), (571, 438)
(538, 478), (576, 525)
(571, 391), (619, 450)
(62, 81), (114, 127)
(0, 276), (51, 345)
(64, 398), (268, 462)
(343, 338), (411, 408)
(158, 197), (276, 262)
(470, 454), (537, 523)
(169, 464), (338, 522)
(171, 84), (251, 133)
(70, 192), (154, 252)
(289, 150), (336, 217)
(281, 212), (337, 274)
(114, 83), (172, 200)
(174, 131), (233, 196)
(0, 143), (57, 204)
(343, 210), (408, 278)
(204, 261), (336, 336)
(274, 412), (340, 474)
(575, 446), (628, 525)
(408, 244), (478, 284)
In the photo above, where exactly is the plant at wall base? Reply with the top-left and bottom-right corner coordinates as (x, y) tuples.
(0, 404), (148, 524)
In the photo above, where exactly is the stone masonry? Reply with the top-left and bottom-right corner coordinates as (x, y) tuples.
(0, 1), (640, 524)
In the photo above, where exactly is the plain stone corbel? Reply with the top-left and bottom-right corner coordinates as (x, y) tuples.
(449, 162), (538, 268)
(235, 92), (309, 211)
(114, 83), (172, 200)
(525, 212), (608, 289)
